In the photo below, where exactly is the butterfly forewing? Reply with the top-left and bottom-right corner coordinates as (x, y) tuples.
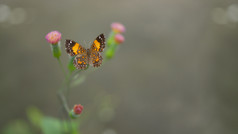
(65, 40), (86, 56)
(90, 34), (105, 52)
(88, 34), (105, 67)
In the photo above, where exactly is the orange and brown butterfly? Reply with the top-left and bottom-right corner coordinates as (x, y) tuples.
(65, 34), (105, 70)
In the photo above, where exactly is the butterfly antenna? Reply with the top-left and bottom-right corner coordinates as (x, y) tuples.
(82, 40), (87, 47)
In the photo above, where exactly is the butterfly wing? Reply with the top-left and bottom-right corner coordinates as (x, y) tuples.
(90, 34), (105, 52)
(73, 50), (89, 69)
(89, 34), (105, 67)
(65, 40), (86, 56)
(65, 39), (89, 69)
(89, 50), (103, 67)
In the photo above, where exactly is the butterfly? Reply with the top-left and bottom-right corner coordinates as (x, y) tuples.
(65, 34), (105, 70)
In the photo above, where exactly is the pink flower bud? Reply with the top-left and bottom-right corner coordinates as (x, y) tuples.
(115, 34), (125, 44)
(73, 104), (83, 115)
(111, 22), (126, 33)
(45, 31), (62, 44)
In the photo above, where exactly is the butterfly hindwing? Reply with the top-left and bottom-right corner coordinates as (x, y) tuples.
(89, 50), (103, 67)
(73, 50), (89, 70)
(65, 40), (86, 56)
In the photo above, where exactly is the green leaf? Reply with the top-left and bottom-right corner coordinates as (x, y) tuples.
(26, 106), (43, 128)
(41, 117), (62, 134)
(71, 75), (86, 88)
(2, 120), (32, 134)
(68, 56), (76, 72)
(41, 117), (79, 134)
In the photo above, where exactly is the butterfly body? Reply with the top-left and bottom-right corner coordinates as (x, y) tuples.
(65, 34), (105, 69)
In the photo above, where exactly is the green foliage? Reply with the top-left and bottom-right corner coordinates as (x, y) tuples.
(2, 120), (32, 134)
(41, 117), (79, 134)
(105, 31), (119, 59)
(2, 107), (80, 134)
(41, 117), (62, 134)
(71, 75), (86, 88)
(68, 56), (76, 72)
(107, 31), (116, 47)
(26, 106), (43, 128)
(105, 44), (117, 59)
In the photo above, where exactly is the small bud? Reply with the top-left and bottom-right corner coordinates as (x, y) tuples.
(74, 104), (84, 115)
(111, 22), (126, 33)
(114, 34), (125, 44)
(45, 31), (62, 44)
(69, 104), (84, 119)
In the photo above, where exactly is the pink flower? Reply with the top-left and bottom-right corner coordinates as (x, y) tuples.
(45, 31), (62, 44)
(111, 22), (126, 33)
(115, 34), (125, 44)
(73, 104), (84, 115)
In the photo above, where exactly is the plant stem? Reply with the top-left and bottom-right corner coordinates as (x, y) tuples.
(58, 72), (72, 114)
(57, 90), (70, 113)
(57, 58), (67, 77)
(66, 72), (73, 107)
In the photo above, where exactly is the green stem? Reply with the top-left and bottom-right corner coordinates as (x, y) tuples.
(58, 72), (71, 113)
(57, 90), (70, 113)
(57, 58), (67, 77)
(65, 72), (73, 107)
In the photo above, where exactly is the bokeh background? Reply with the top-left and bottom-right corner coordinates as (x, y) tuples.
(1, 0), (238, 134)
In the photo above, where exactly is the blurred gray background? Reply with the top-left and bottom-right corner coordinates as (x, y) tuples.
(0, 0), (238, 134)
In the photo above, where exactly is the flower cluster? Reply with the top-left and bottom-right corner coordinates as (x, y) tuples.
(45, 31), (62, 44)
(111, 22), (126, 33)
(106, 22), (125, 59)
